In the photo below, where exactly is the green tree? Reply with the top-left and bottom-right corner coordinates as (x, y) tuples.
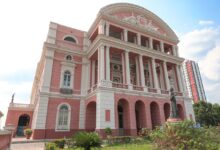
(193, 101), (220, 126)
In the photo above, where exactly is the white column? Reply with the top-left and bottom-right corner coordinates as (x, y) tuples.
(139, 55), (145, 87)
(160, 41), (164, 52)
(137, 33), (141, 45)
(176, 65), (183, 92)
(98, 45), (105, 84)
(135, 56), (140, 86)
(91, 60), (96, 86)
(124, 29), (128, 42)
(151, 58), (160, 93)
(106, 46), (110, 81)
(121, 53), (126, 84)
(148, 59), (153, 88)
(98, 20), (105, 34)
(106, 22), (109, 36)
(172, 45), (177, 56)
(125, 50), (132, 89)
(163, 61), (170, 91)
(149, 37), (153, 49)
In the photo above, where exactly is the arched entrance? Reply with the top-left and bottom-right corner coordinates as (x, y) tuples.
(164, 103), (170, 121)
(150, 102), (161, 129)
(135, 100), (146, 132)
(117, 99), (129, 136)
(17, 114), (30, 136)
(177, 104), (184, 120)
(85, 102), (96, 131)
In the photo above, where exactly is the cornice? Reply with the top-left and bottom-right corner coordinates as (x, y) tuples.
(44, 42), (86, 57)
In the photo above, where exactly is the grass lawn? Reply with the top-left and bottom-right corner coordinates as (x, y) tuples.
(64, 143), (154, 150)
(102, 143), (153, 150)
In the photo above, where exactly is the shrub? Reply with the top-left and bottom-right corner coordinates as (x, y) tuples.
(104, 127), (112, 135)
(138, 128), (151, 137)
(150, 120), (219, 150)
(45, 142), (57, 150)
(54, 138), (65, 148)
(73, 131), (101, 150)
(24, 128), (32, 135)
(107, 136), (132, 145)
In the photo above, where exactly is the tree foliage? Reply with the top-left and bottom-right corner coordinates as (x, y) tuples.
(193, 101), (220, 126)
(150, 120), (220, 150)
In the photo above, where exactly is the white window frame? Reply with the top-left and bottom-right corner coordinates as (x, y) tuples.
(63, 70), (71, 87)
(63, 35), (78, 44)
(55, 103), (71, 131)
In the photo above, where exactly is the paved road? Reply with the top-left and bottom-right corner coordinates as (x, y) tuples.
(11, 142), (45, 150)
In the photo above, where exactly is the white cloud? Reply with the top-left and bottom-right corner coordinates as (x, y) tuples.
(199, 20), (214, 26)
(179, 25), (220, 104)
(179, 27), (220, 61)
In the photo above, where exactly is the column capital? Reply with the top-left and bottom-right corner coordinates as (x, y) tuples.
(124, 49), (130, 53)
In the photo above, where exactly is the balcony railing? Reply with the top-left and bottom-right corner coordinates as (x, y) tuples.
(133, 85), (144, 91)
(176, 92), (183, 96)
(148, 88), (157, 93)
(112, 82), (128, 89)
(161, 89), (169, 95)
(9, 103), (34, 109)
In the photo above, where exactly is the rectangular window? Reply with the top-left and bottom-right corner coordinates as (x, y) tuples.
(105, 110), (110, 122)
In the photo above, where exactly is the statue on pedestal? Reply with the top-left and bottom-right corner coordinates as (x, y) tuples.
(169, 88), (178, 118)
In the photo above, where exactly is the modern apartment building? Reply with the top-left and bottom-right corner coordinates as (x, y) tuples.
(182, 60), (206, 103)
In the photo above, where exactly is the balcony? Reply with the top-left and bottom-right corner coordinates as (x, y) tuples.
(133, 85), (144, 91)
(9, 103), (34, 110)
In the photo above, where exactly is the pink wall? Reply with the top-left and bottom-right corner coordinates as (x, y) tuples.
(50, 51), (82, 92)
(0, 132), (12, 150)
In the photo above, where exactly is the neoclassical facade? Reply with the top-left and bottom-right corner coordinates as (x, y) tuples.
(5, 3), (195, 139)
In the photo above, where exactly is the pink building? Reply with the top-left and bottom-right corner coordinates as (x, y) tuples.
(5, 3), (195, 139)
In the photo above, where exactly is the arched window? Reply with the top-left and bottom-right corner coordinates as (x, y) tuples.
(64, 36), (76, 43)
(56, 104), (70, 130)
(66, 55), (72, 61)
(63, 71), (71, 87)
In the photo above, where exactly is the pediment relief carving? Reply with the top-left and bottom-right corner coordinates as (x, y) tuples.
(109, 12), (167, 36)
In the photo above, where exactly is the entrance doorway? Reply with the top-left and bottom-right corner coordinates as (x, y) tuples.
(17, 114), (30, 136)
(117, 99), (129, 136)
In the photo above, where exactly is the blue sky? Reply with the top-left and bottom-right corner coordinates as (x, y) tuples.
(0, 0), (220, 127)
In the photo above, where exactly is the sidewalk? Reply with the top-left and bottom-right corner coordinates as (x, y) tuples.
(11, 142), (45, 150)
(11, 137), (46, 150)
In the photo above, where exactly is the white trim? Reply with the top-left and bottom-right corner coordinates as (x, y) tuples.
(63, 35), (79, 44)
(55, 103), (71, 131)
